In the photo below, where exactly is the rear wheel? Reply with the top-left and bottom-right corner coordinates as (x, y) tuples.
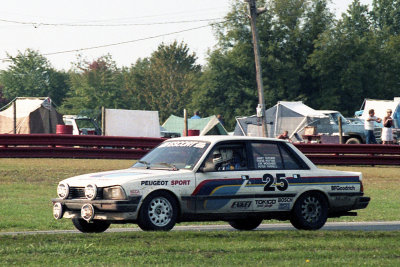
(345, 137), (361, 144)
(72, 218), (110, 233)
(137, 191), (178, 231)
(228, 218), (263, 230)
(290, 192), (328, 230)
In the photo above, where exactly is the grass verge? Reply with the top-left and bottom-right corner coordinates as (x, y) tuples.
(1, 231), (400, 266)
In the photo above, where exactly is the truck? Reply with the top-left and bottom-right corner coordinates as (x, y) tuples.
(63, 115), (102, 135)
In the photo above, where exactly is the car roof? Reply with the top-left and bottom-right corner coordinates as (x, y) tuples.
(167, 135), (288, 144)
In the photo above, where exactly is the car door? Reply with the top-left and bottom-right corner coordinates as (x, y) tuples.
(194, 141), (254, 214)
(248, 141), (310, 212)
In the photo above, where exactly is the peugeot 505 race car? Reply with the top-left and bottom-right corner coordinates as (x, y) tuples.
(52, 136), (370, 232)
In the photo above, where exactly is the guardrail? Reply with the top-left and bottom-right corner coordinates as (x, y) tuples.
(0, 134), (399, 165)
(0, 134), (164, 159)
(294, 143), (400, 165)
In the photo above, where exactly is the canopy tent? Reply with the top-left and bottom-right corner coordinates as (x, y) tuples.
(0, 97), (64, 134)
(360, 98), (400, 128)
(234, 101), (328, 138)
(162, 115), (228, 136)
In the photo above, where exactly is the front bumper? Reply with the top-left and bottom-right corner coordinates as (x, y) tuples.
(52, 196), (142, 221)
(52, 196), (141, 212)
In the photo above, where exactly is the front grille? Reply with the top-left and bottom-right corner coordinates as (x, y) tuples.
(68, 187), (103, 199)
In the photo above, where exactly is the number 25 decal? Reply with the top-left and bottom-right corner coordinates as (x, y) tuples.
(262, 173), (289, 191)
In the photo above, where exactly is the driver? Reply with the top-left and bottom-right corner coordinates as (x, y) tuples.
(213, 149), (239, 171)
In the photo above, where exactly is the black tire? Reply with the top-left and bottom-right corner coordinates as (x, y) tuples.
(72, 218), (111, 233)
(228, 218), (263, 230)
(290, 192), (328, 230)
(137, 191), (178, 231)
(345, 137), (361, 144)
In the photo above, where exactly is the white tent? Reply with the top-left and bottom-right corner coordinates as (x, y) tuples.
(234, 101), (328, 138)
(0, 97), (64, 134)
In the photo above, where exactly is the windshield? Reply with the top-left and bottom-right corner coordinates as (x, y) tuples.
(330, 112), (349, 124)
(132, 140), (210, 170)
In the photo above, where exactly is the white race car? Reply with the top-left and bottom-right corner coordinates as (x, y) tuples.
(52, 136), (370, 232)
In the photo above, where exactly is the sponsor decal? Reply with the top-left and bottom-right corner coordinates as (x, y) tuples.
(130, 189), (140, 196)
(255, 199), (276, 208)
(278, 197), (293, 203)
(141, 180), (169, 186)
(279, 203), (290, 210)
(159, 141), (206, 148)
(231, 201), (252, 209)
(171, 180), (191, 186)
(331, 185), (356, 191)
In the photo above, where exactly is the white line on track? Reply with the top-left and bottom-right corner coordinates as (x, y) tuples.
(1, 221), (400, 235)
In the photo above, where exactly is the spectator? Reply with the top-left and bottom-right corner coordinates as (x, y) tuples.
(365, 109), (381, 144)
(217, 114), (224, 125)
(382, 109), (394, 144)
(191, 111), (201, 119)
(277, 130), (289, 140)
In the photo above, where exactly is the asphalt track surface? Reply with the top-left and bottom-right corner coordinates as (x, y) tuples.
(1, 221), (400, 235)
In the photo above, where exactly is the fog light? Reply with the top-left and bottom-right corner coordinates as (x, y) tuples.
(57, 183), (69, 199)
(53, 203), (63, 220)
(81, 204), (95, 222)
(84, 184), (97, 200)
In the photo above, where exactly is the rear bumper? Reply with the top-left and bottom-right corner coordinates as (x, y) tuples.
(353, 196), (370, 210)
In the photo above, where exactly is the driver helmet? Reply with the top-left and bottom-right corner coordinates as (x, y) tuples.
(213, 148), (233, 165)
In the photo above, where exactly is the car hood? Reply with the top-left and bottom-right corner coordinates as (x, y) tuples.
(60, 168), (193, 187)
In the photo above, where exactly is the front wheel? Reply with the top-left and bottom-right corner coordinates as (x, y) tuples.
(228, 218), (263, 230)
(137, 191), (178, 231)
(290, 192), (328, 230)
(72, 218), (111, 233)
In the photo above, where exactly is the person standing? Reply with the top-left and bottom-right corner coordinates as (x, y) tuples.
(382, 109), (394, 144)
(191, 111), (201, 119)
(365, 109), (381, 144)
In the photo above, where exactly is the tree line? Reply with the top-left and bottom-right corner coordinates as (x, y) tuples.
(1, 0), (399, 130)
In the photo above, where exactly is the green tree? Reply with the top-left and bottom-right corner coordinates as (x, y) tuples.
(308, 1), (389, 115)
(0, 49), (69, 105)
(371, 0), (400, 35)
(194, 0), (334, 129)
(60, 54), (125, 117)
(124, 41), (201, 122)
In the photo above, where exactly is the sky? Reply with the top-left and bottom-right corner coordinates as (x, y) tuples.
(0, 0), (373, 71)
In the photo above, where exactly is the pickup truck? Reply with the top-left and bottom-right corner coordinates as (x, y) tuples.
(309, 111), (368, 144)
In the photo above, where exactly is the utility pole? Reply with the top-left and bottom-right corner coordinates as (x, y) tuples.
(246, 0), (268, 137)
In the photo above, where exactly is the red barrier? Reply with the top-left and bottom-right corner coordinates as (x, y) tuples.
(0, 134), (164, 160)
(293, 143), (400, 165)
(0, 134), (399, 165)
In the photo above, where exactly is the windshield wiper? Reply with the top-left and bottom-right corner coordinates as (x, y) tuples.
(137, 160), (151, 169)
(157, 162), (179, 171)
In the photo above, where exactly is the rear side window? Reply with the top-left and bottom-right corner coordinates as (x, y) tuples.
(251, 143), (283, 169)
(250, 142), (308, 170)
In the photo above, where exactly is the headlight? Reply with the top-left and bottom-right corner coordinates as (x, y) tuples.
(57, 183), (69, 199)
(103, 186), (127, 200)
(85, 184), (97, 200)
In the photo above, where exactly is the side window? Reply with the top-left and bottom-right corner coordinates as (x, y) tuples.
(251, 143), (283, 170)
(203, 143), (247, 172)
(278, 144), (303, 170)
